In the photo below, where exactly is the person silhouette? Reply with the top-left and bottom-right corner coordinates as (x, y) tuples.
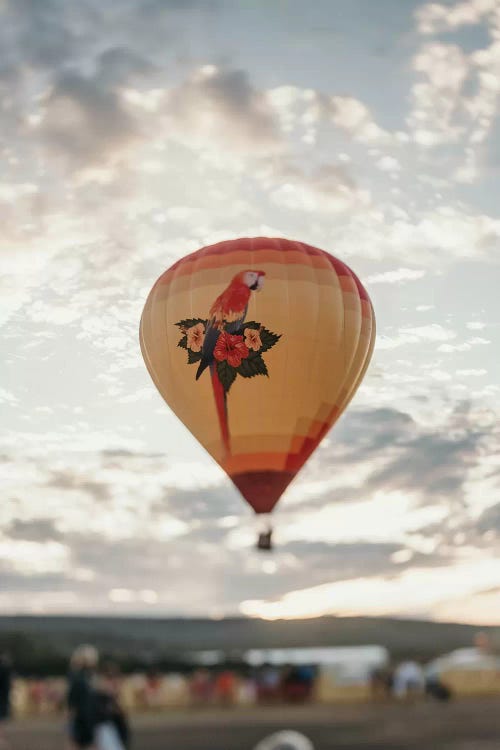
(0, 653), (12, 749)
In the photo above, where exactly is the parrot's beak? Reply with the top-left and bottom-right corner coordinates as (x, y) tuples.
(248, 270), (266, 291)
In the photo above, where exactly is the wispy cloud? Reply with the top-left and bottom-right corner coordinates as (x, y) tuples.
(367, 269), (427, 284)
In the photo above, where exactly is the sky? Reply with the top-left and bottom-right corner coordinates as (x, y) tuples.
(1, 0), (500, 624)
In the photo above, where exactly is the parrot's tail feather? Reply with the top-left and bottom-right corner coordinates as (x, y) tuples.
(196, 325), (219, 380)
(211, 367), (230, 454)
(195, 360), (208, 380)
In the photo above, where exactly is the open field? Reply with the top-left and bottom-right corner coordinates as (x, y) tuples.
(5, 699), (500, 750)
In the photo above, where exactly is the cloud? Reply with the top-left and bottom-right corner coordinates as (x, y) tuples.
(5, 518), (63, 542)
(268, 161), (370, 214)
(477, 502), (500, 535)
(0, 0), (79, 74)
(0, 538), (70, 576)
(411, 2), (500, 186)
(240, 558), (500, 621)
(329, 96), (390, 144)
(0, 399), (498, 616)
(409, 42), (470, 147)
(45, 470), (111, 503)
(277, 540), (448, 580)
(295, 403), (495, 540)
(433, 584), (500, 625)
(0, 388), (18, 406)
(367, 268), (426, 284)
(377, 324), (456, 350)
(401, 324), (457, 341)
(366, 430), (481, 499)
(267, 86), (391, 146)
(0, 0), (217, 79)
(416, 0), (498, 35)
(327, 407), (416, 463)
(376, 155), (401, 173)
(165, 66), (282, 152)
(39, 69), (138, 167)
(438, 336), (490, 352)
(266, 85), (322, 144)
(0, 516), (450, 614)
(456, 368), (487, 376)
(94, 47), (155, 88)
(163, 484), (242, 522)
(406, 208), (500, 259)
(314, 204), (500, 264)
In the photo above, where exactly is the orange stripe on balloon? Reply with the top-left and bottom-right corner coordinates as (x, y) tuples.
(224, 452), (288, 474)
(159, 249), (341, 284)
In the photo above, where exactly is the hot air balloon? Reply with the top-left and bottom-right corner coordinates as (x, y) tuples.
(140, 237), (375, 549)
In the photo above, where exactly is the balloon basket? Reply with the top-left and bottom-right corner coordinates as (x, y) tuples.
(256, 514), (273, 551)
(256, 529), (273, 551)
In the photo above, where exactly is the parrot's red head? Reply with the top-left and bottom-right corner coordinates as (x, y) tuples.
(232, 270), (266, 291)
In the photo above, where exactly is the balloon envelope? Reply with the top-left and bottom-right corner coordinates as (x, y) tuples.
(140, 237), (375, 515)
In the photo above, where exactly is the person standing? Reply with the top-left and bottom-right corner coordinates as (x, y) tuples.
(67, 645), (99, 750)
(0, 653), (12, 749)
(93, 661), (129, 750)
(393, 660), (425, 702)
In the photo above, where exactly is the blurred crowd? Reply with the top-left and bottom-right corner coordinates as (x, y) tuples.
(0, 632), (498, 748)
(2, 661), (317, 719)
(370, 660), (451, 703)
(0, 649), (318, 749)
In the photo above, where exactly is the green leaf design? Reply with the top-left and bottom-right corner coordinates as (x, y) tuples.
(259, 326), (281, 353)
(175, 318), (206, 330)
(237, 354), (268, 378)
(176, 319), (206, 362)
(176, 317), (280, 380)
(216, 360), (237, 392)
(233, 322), (281, 354)
(187, 349), (202, 364)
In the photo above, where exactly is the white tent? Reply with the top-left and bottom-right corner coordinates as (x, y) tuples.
(244, 645), (388, 680)
(425, 647), (500, 697)
(426, 647), (500, 678)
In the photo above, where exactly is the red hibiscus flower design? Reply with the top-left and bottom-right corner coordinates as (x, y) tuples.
(214, 331), (249, 368)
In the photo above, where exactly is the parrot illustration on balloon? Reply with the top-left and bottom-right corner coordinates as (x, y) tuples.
(173, 268), (281, 460)
(195, 270), (266, 454)
(196, 270), (266, 378)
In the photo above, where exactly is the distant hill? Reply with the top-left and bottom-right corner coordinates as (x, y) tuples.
(1, 615), (499, 674)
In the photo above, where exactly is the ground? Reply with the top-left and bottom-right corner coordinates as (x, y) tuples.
(5, 698), (500, 749)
